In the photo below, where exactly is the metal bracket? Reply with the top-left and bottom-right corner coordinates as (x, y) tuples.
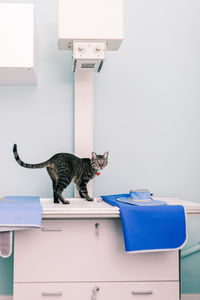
(73, 41), (106, 73)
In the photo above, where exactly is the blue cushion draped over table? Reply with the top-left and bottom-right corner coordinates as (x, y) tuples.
(101, 193), (187, 253)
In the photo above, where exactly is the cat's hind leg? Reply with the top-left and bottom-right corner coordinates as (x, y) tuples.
(55, 174), (71, 204)
(56, 191), (70, 204)
(53, 182), (59, 204)
(46, 167), (59, 204)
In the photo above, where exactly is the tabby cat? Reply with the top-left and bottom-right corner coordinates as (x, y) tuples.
(13, 144), (108, 204)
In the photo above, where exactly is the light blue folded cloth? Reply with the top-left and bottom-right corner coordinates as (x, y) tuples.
(117, 190), (167, 206)
(0, 196), (42, 258)
(101, 192), (187, 253)
(0, 196), (42, 228)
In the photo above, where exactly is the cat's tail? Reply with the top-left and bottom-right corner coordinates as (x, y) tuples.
(13, 144), (49, 169)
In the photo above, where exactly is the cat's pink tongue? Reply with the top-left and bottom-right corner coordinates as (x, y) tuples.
(96, 172), (100, 176)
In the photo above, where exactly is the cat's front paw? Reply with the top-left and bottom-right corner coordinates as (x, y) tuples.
(63, 199), (70, 204)
(86, 197), (94, 202)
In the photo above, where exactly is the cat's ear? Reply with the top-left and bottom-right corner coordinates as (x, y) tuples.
(103, 151), (109, 160)
(92, 152), (97, 160)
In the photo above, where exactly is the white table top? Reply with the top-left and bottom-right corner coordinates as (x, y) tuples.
(40, 197), (200, 219)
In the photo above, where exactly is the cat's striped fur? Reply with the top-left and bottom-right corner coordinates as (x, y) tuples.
(13, 144), (108, 204)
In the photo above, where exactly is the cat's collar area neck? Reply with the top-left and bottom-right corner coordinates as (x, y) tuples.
(90, 161), (101, 175)
(93, 168), (100, 176)
(92, 167), (100, 176)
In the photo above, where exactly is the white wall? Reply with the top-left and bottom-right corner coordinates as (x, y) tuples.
(93, 0), (200, 202)
(0, 0), (200, 295)
(0, 0), (74, 200)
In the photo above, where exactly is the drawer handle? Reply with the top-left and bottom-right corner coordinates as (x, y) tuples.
(91, 286), (100, 300)
(41, 228), (63, 232)
(95, 223), (100, 237)
(132, 290), (153, 295)
(42, 292), (63, 296)
(93, 286), (100, 294)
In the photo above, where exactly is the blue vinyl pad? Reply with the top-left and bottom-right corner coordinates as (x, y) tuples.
(101, 193), (187, 253)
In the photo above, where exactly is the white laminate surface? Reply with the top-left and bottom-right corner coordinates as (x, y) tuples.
(40, 198), (119, 219)
(40, 197), (200, 219)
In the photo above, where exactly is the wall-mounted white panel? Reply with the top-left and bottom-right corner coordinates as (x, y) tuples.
(58, 0), (123, 51)
(0, 4), (38, 85)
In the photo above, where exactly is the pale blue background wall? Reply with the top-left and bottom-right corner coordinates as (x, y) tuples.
(0, 0), (200, 295)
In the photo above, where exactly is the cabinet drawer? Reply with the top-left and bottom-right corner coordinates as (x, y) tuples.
(14, 282), (179, 300)
(14, 219), (179, 282)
